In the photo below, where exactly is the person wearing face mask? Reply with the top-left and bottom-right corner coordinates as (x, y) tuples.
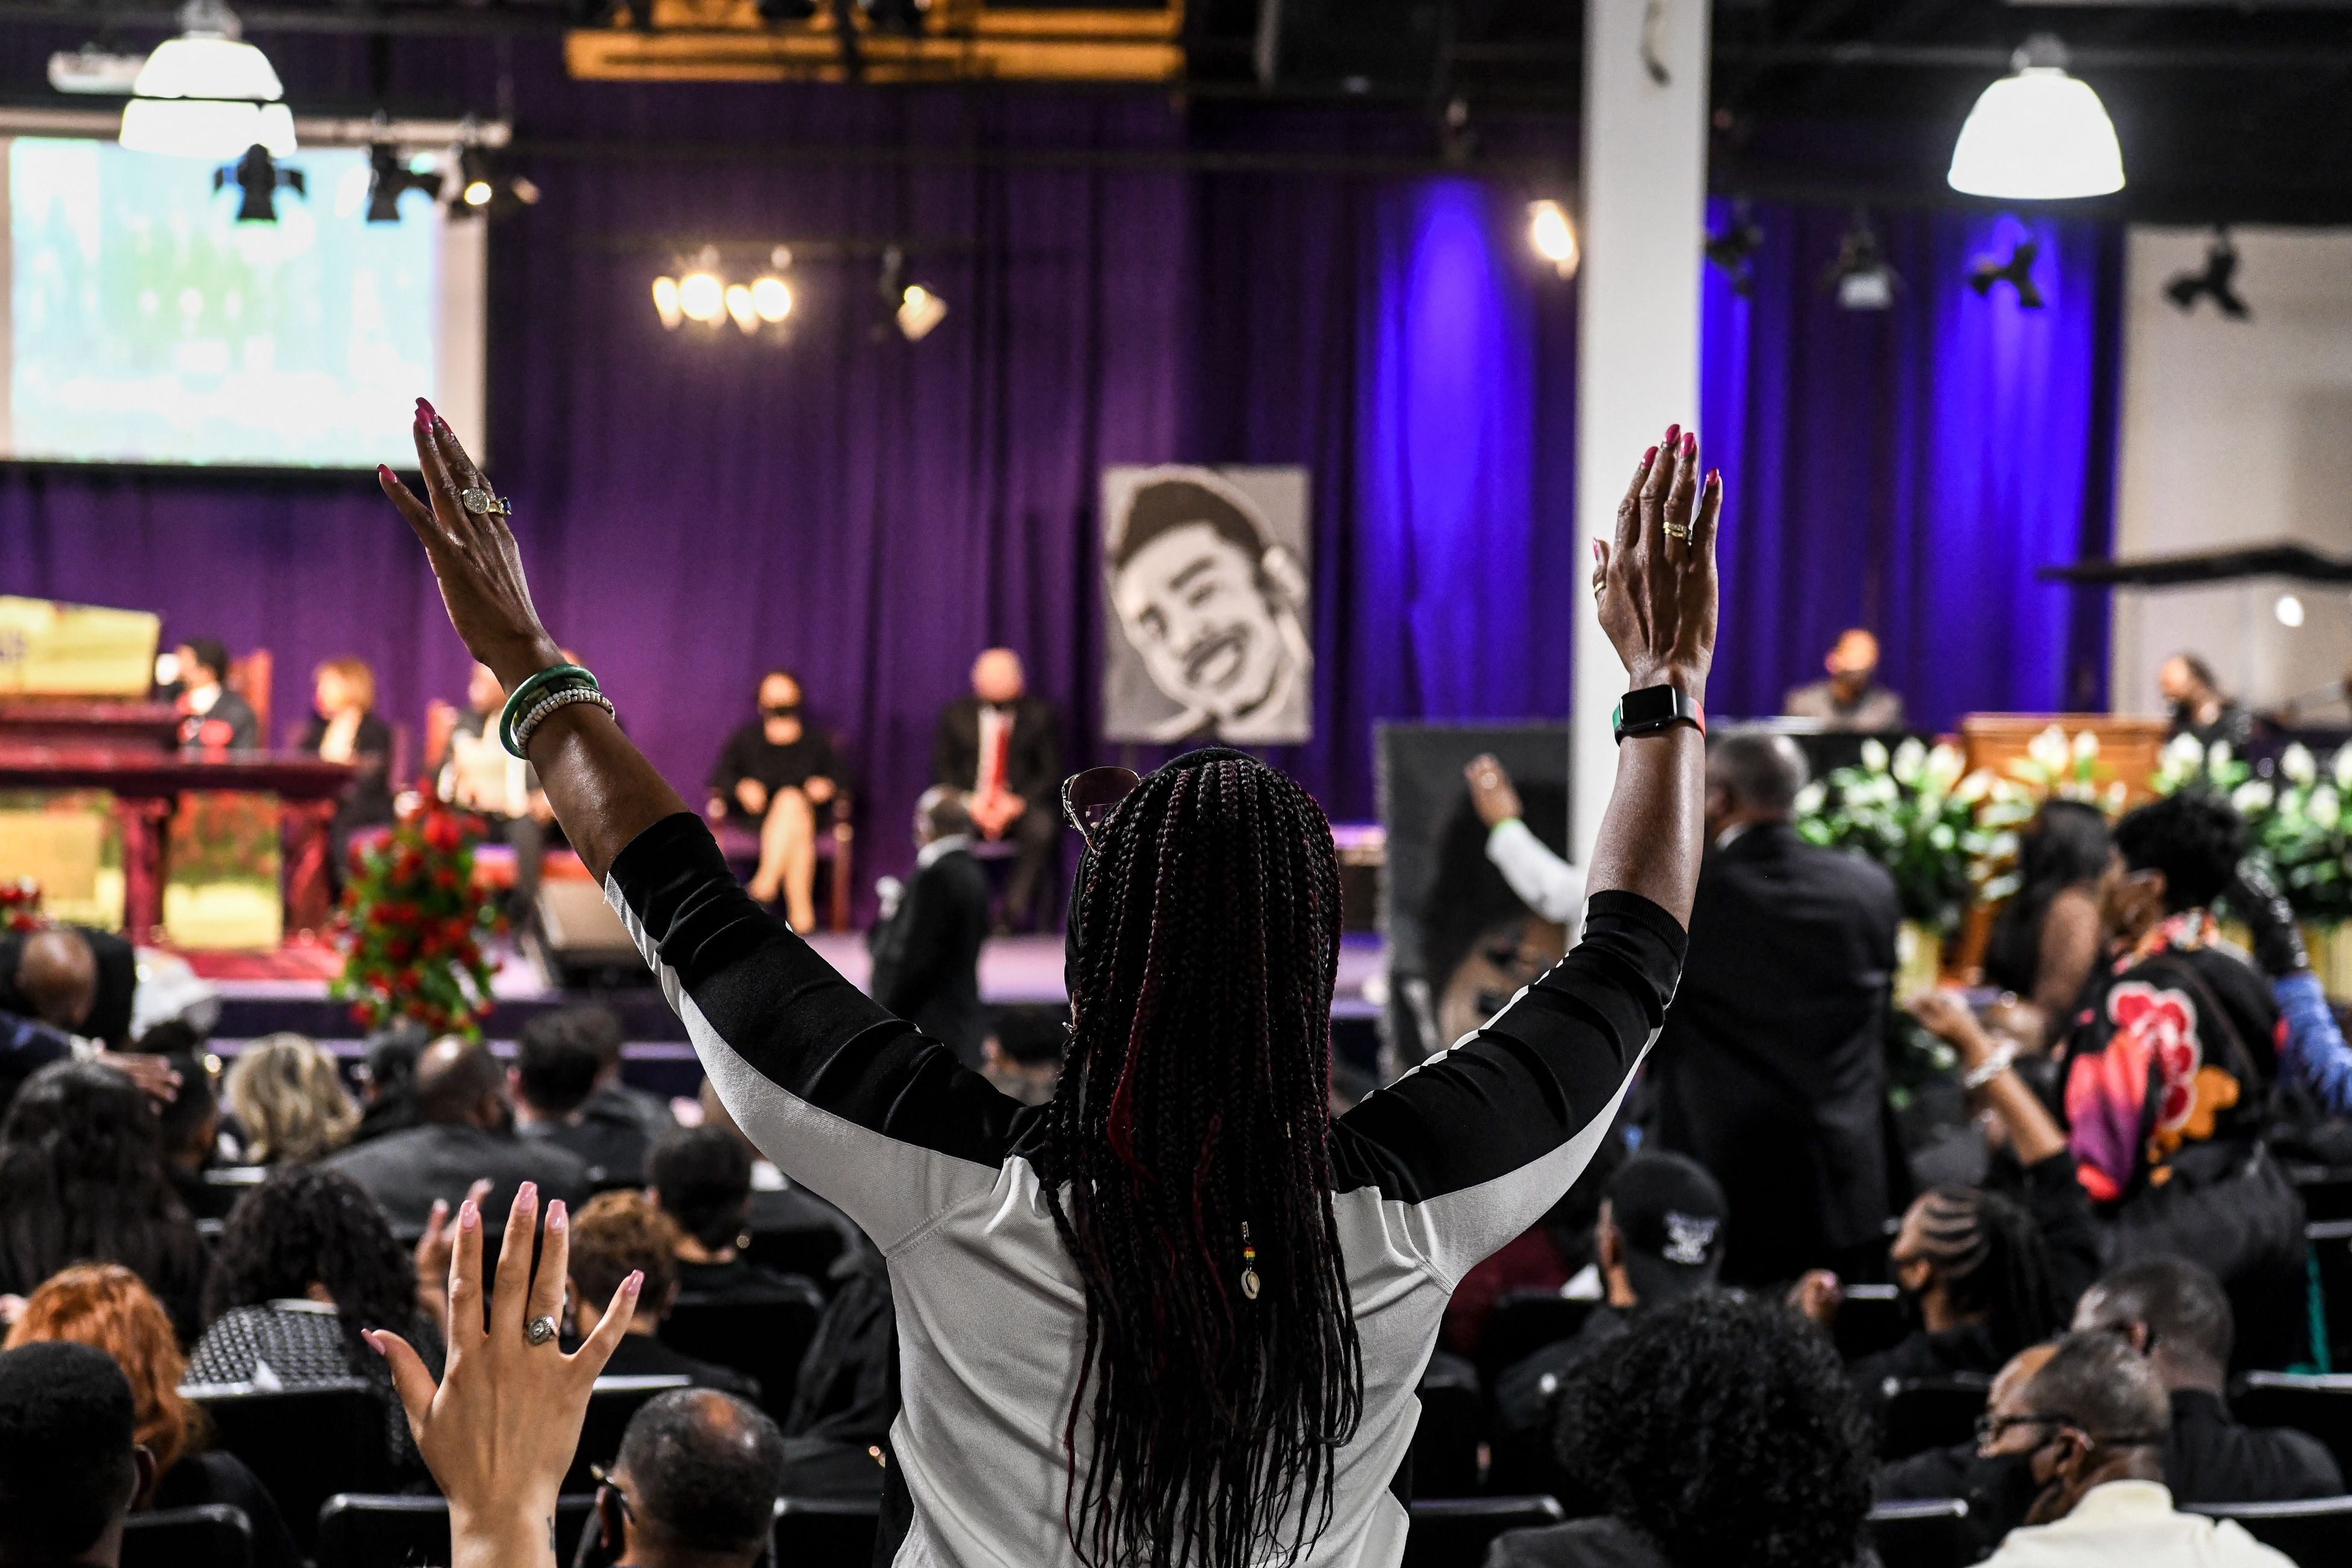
(707, 669), (841, 934)
(1970, 1332), (2293, 1568)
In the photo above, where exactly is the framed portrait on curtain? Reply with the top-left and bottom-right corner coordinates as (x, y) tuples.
(1099, 464), (1313, 745)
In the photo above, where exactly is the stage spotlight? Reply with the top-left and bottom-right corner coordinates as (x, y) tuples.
(1704, 204), (1763, 298)
(1527, 199), (1578, 279)
(897, 284), (947, 341)
(446, 145), (539, 220)
(2165, 229), (2251, 320)
(678, 272), (727, 324)
(750, 274), (794, 323)
(2277, 594), (2306, 629)
(365, 143), (441, 224)
(213, 144), (304, 223)
(652, 276), (684, 330)
(1968, 239), (2044, 310)
(1820, 212), (1898, 311)
(1948, 34), (2123, 201)
(119, 0), (296, 160)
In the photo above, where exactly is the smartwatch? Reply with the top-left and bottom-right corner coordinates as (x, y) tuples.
(1612, 686), (1706, 744)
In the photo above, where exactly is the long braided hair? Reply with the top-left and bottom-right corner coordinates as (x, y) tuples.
(1909, 1184), (2061, 1358)
(1036, 748), (1362, 1568)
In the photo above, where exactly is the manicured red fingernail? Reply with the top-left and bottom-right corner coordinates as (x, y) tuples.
(377, 464), (393, 481)
(1682, 432), (1696, 457)
(1643, 445), (1658, 464)
(414, 403), (431, 431)
(417, 397), (437, 420)
(1664, 423), (1680, 446)
(1707, 467), (1721, 487)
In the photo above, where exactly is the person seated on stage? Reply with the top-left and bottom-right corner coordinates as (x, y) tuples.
(297, 656), (397, 891)
(1979, 801), (2113, 1050)
(932, 649), (1063, 932)
(865, 788), (990, 1067)
(0, 1341), (147, 1568)
(441, 661), (556, 923)
(222, 1032), (360, 1165)
(1484, 1293), (1875, 1568)
(4, 1264), (299, 1568)
(1464, 753), (1585, 938)
(707, 669), (841, 934)
(979, 1004), (1068, 1108)
(562, 1190), (759, 1403)
(169, 637), (260, 754)
(646, 1127), (805, 1302)
(1971, 1332), (2292, 1568)
(2158, 654), (2254, 752)
(586, 1388), (788, 1568)
(323, 1036), (590, 1238)
(511, 1008), (653, 1186)
(1783, 627), (1905, 731)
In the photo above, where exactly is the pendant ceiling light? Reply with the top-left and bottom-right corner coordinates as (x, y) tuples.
(119, 0), (296, 161)
(1947, 34), (2122, 201)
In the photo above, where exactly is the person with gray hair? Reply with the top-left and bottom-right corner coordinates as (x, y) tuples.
(1648, 725), (1903, 1286)
(1977, 1331), (2292, 1567)
(866, 786), (991, 1066)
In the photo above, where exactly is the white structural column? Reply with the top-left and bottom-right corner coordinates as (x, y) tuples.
(1571, 0), (1713, 867)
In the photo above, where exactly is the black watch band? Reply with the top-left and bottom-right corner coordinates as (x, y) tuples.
(1611, 686), (1706, 744)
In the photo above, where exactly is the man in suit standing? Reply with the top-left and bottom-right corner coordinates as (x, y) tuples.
(868, 788), (991, 1066)
(1650, 729), (1902, 1287)
(932, 649), (1061, 931)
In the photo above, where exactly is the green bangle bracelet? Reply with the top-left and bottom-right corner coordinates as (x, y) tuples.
(499, 664), (597, 757)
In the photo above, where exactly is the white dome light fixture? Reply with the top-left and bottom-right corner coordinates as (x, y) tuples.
(119, 0), (296, 160)
(1947, 34), (2122, 201)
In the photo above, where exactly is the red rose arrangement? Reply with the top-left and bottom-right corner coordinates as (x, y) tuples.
(0, 879), (42, 933)
(333, 808), (504, 1040)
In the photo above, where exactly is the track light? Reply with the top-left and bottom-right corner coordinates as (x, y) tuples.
(213, 144), (303, 223)
(119, 0), (296, 160)
(2165, 229), (2251, 321)
(1705, 204), (1763, 298)
(878, 246), (947, 341)
(444, 145), (538, 221)
(1820, 212), (1898, 311)
(1948, 34), (2123, 201)
(1527, 199), (1579, 279)
(1970, 239), (2044, 310)
(365, 143), (442, 224)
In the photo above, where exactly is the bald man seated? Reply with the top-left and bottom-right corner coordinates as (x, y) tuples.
(1783, 628), (1906, 732)
(0, 926), (138, 1048)
(932, 648), (1061, 931)
(587, 1388), (786, 1568)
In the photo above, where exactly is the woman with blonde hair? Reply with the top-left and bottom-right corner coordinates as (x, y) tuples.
(300, 655), (397, 891)
(224, 1034), (359, 1164)
(6, 1263), (299, 1568)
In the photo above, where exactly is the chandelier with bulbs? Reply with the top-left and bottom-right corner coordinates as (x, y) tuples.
(651, 243), (950, 343)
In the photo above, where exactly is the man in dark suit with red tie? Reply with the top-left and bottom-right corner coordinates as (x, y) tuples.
(931, 649), (1061, 931)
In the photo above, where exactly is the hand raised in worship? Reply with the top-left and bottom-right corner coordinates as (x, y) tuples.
(366, 1182), (638, 1568)
(1593, 425), (1719, 695)
(378, 402), (564, 692)
(414, 1178), (493, 1334)
(1904, 988), (1992, 1064)
(1463, 754), (1525, 830)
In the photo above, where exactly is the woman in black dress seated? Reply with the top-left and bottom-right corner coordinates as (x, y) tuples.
(298, 656), (397, 893)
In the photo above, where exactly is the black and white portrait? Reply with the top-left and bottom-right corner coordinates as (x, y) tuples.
(1101, 465), (1312, 745)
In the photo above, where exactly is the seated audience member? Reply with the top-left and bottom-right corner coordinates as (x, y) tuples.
(867, 788), (990, 1066)
(441, 661), (555, 922)
(1783, 628), (1905, 731)
(299, 656), (397, 890)
(589, 1388), (788, 1568)
(2159, 654), (2253, 753)
(932, 649), (1063, 932)
(1653, 729), (1900, 1286)
(707, 668), (841, 934)
(0, 924), (139, 1048)
(0, 1341), (145, 1568)
(1978, 801), (2111, 1049)
(692, 1081), (865, 1264)
(351, 1023), (426, 1145)
(566, 1191), (759, 1400)
(980, 1004), (1067, 1107)
(566, 1002), (675, 1142)
(513, 1009), (652, 1184)
(223, 1032), (359, 1164)
(1485, 1293), (1876, 1568)
(0, 1061), (207, 1343)
(1973, 1331), (2292, 1568)
(2075, 1257), (2342, 1501)
(141, 1031), (219, 1213)
(647, 1128), (801, 1301)
(1441, 1111), (1631, 1359)
(170, 637), (260, 754)
(4, 1265), (298, 1568)
(325, 1035), (590, 1236)
(1880, 1339), (2059, 1547)
(1464, 753), (1585, 934)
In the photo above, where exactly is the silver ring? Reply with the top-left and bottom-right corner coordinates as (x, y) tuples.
(460, 487), (511, 517)
(525, 1314), (560, 1346)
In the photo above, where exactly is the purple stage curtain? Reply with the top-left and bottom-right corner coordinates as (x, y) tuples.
(1699, 201), (2122, 729)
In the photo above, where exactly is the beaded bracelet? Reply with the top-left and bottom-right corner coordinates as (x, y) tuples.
(1961, 1042), (2019, 1092)
(498, 664), (596, 757)
(511, 686), (616, 755)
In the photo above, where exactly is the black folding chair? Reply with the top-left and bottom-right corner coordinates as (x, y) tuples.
(195, 1164), (270, 1221)
(2231, 1373), (2352, 1480)
(1411, 1362), (1485, 1499)
(1866, 1498), (1974, 1568)
(2287, 1164), (2352, 1224)
(1475, 1291), (1598, 1388)
(662, 1285), (826, 1423)
(122, 1504), (253, 1568)
(773, 1494), (880, 1568)
(187, 1380), (393, 1551)
(1877, 1376), (1991, 1461)
(314, 1494), (600, 1568)
(1402, 1496), (1566, 1568)
(2309, 1219), (2352, 1368)
(2184, 1494), (2352, 1566)
(1833, 1284), (1911, 1361)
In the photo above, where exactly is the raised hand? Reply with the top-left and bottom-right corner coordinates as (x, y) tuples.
(1594, 424), (1719, 695)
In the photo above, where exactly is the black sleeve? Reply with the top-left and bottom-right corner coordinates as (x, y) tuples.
(709, 726), (750, 795)
(931, 705), (964, 791)
(1028, 703), (1062, 804)
(2020, 1151), (2102, 1314)
(1332, 891), (1684, 1282)
(296, 713), (326, 753)
(605, 813), (1022, 1251)
(882, 870), (953, 1012)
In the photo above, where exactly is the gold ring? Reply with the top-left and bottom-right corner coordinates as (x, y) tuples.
(1663, 523), (1690, 539)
